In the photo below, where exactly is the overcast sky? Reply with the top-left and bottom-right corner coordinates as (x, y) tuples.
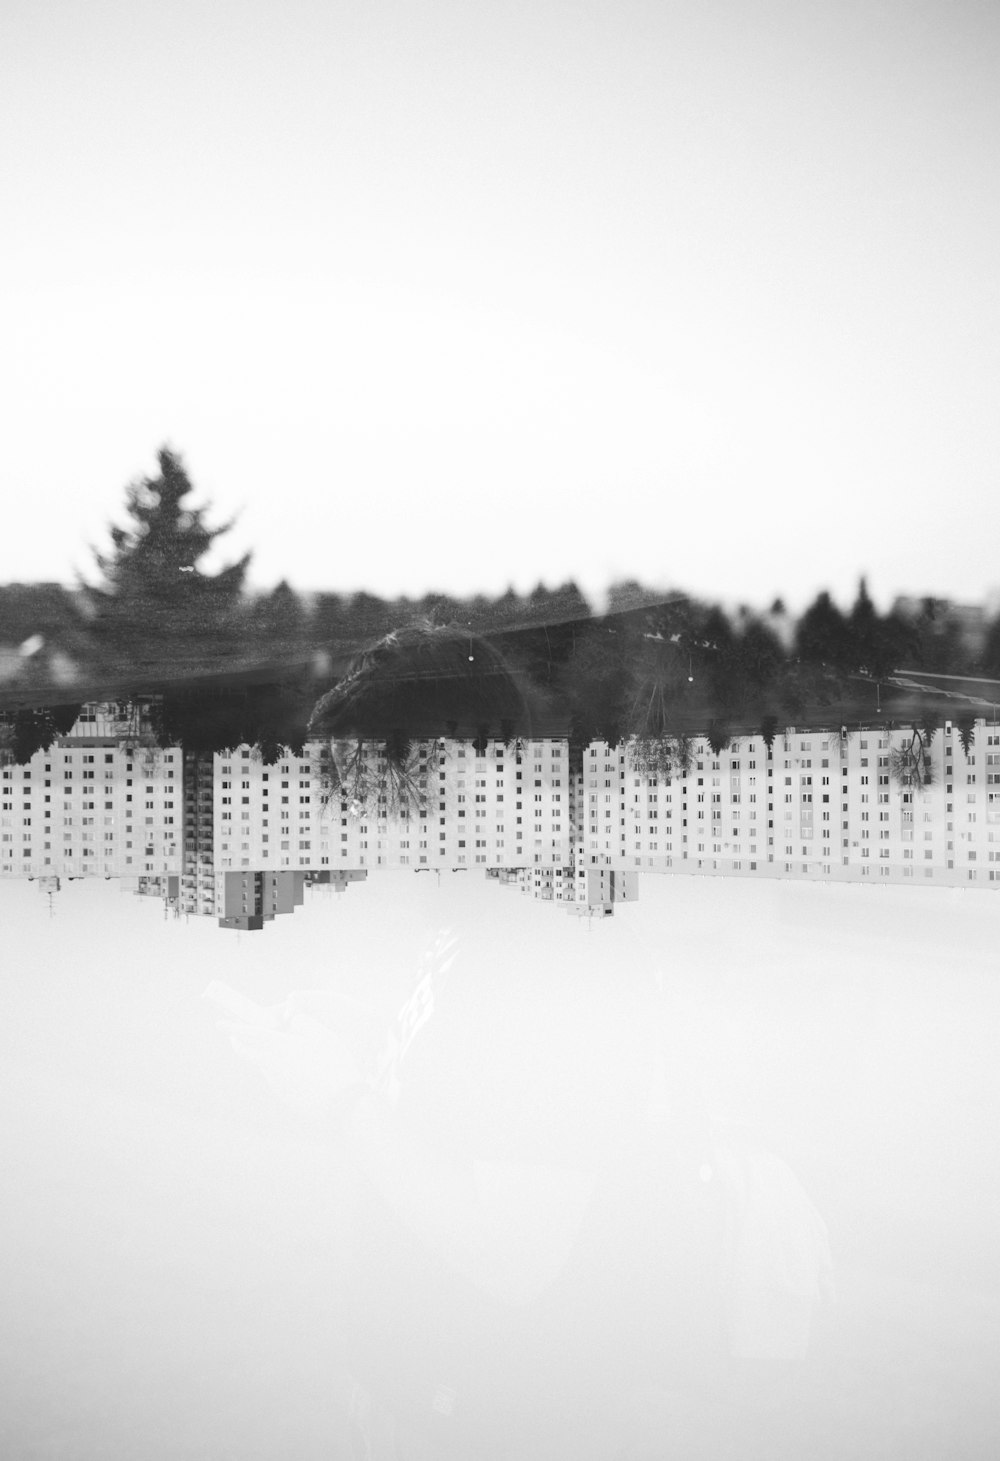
(3, 0), (998, 614)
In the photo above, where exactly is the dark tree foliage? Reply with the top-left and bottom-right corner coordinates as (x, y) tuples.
(634, 595), (698, 645)
(467, 594), (496, 627)
(873, 609), (921, 677)
(759, 714), (779, 751)
(91, 448), (248, 600)
(151, 689), (250, 753)
(386, 727), (412, 764)
(980, 613), (1000, 677)
(255, 731), (284, 767)
(0, 584), (91, 658)
(311, 593), (351, 643)
(707, 722), (731, 755)
(795, 591), (852, 668)
(780, 675), (808, 718)
(417, 593), (468, 629)
(604, 579), (667, 616)
(9, 709), (57, 764)
(844, 578), (916, 679)
(847, 578), (879, 671)
(488, 587), (525, 631)
(957, 716), (976, 758)
(346, 592), (397, 640)
(735, 618), (785, 689)
(494, 575), (593, 683)
(533, 579), (594, 624)
(249, 581), (306, 648)
(149, 682), (306, 757)
(558, 627), (631, 746)
(49, 703), (84, 734)
(598, 716), (624, 750)
(85, 447), (249, 656)
(308, 625), (535, 741)
(906, 598), (970, 676)
(501, 617), (580, 689)
(700, 606), (736, 653)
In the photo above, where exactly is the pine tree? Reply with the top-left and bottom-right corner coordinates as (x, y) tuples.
(87, 447), (250, 648)
(795, 590), (851, 668)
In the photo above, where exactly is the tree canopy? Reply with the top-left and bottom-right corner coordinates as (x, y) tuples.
(86, 448), (250, 648)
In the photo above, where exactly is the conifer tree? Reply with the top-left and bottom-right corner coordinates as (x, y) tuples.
(87, 447), (250, 636)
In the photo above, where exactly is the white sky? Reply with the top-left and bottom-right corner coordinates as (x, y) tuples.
(3, 0), (999, 615)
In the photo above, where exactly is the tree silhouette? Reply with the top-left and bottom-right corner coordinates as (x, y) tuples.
(847, 578), (880, 672)
(249, 580), (306, 651)
(707, 722), (731, 755)
(795, 591), (851, 668)
(92, 448), (248, 596)
(626, 736), (674, 780)
(85, 447), (249, 655)
(49, 703), (83, 735)
(908, 598), (969, 675)
(957, 716), (976, 758)
(736, 618), (784, 689)
(7, 709), (57, 764)
(889, 727), (935, 788)
(759, 715), (779, 751)
(327, 737), (428, 821)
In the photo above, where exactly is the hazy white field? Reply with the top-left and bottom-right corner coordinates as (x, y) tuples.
(1, 871), (997, 1458)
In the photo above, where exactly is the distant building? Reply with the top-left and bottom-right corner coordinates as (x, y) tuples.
(1, 715), (181, 882)
(180, 750), (216, 917)
(5, 709), (997, 923)
(305, 869), (368, 893)
(512, 865), (577, 902)
(575, 722), (1000, 889)
(212, 738), (571, 874)
(496, 863), (637, 915)
(216, 869), (307, 931)
(576, 867), (639, 911)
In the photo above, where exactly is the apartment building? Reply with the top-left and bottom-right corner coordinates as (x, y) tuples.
(1, 735), (182, 881)
(216, 869), (307, 931)
(213, 738), (571, 873)
(305, 869), (368, 894)
(576, 720), (1000, 889)
(180, 750), (216, 917)
(503, 862), (638, 914)
(512, 865), (577, 901)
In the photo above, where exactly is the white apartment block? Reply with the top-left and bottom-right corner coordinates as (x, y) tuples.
(504, 862), (639, 915)
(1, 739), (182, 881)
(575, 720), (1000, 889)
(213, 738), (572, 873)
(512, 865), (578, 901)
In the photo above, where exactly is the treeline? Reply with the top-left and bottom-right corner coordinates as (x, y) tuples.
(2, 585), (992, 767)
(2, 447), (1000, 762)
